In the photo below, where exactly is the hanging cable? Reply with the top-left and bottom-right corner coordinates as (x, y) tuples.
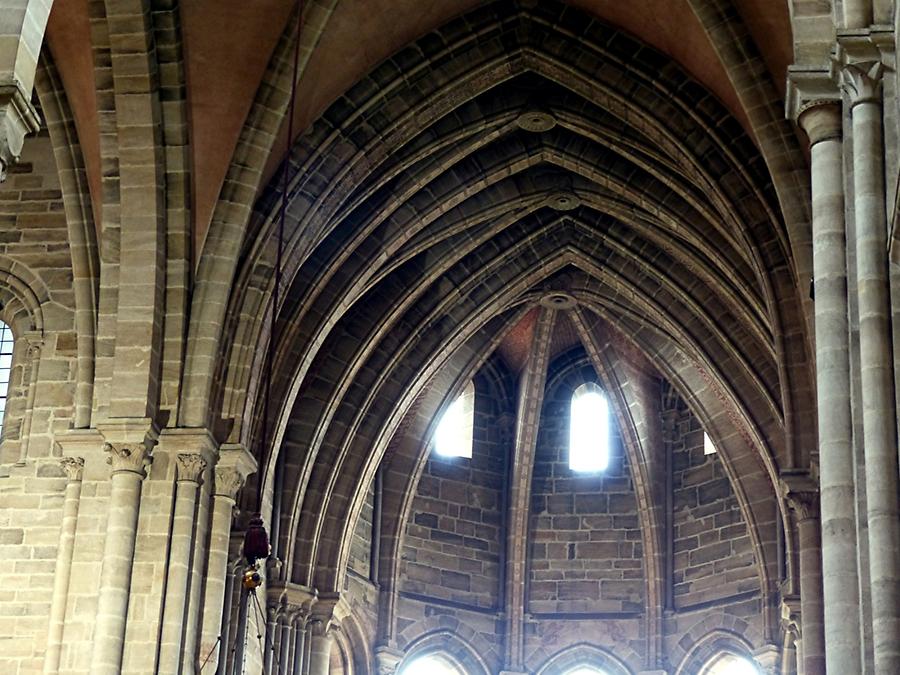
(234, 3), (304, 674)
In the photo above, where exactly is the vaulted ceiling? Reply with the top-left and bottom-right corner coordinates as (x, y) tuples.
(43, 0), (794, 257)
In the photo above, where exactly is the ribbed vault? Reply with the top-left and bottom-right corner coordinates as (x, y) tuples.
(209, 0), (812, 642)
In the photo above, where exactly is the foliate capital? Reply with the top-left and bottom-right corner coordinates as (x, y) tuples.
(176, 453), (207, 483)
(839, 60), (885, 107)
(779, 471), (819, 522)
(214, 443), (257, 498)
(104, 441), (153, 476)
(60, 456), (85, 482)
(214, 465), (245, 499)
(785, 490), (820, 522)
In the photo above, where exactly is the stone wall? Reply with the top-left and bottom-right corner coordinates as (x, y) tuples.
(670, 403), (758, 609)
(528, 354), (645, 616)
(0, 131), (80, 673)
(0, 131), (78, 463)
(398, 369), (510, 610)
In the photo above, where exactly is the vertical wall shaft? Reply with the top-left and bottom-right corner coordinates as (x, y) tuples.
(307, 625), (332, 675)
(42, 457), (84, 675)
(797, 509), (825, 674)
(799, 102), (863, 672)
(158, 454), (205, 673)
(200, 489), (239, 667)
(89, 442), (151, 675)
(847, 69), (900, 673)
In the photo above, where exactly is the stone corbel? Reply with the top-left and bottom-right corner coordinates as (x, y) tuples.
(54, 428), (108, 481)
(781, 593), (803, 637)
(309, 592), (350, 637)
(374, 645), (405, 675)
(0, 79), (41, 182)
(785, 66), (842, 124)
(752, 643), (782, 674)
(215, 442), (257, 500)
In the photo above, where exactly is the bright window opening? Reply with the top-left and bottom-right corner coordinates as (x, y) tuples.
(703, 431), (717, 455)
(400, 654), (466, 675)
(569, 383), (610, 472)
(0, 321), (12, 438)
(703, 654), (759, 675)
(566, 667), (608, 675)
(433, 380), (474, 459)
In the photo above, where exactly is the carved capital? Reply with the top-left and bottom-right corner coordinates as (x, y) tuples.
(176, 453), (207, 483)
(104, 441), (153, 476)
(214, 443), (257, 498)
(785, 490), (820, 522)
(0, 80), (41, 182)
(214, 465), (245, 498)
(60, 456), (85, 482)
(779, 472), (820, 522)
(839, 60), (885, 107)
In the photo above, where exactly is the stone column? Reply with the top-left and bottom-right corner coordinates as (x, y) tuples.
(199, 445), (256, 668)
(306, 595), (347, 675)
(278, 608), (293, 673)
(783, 484), (825, 675)
(307, 619), (333, 675)
(796, 99), (862, 675)
(89, 432), (155, 675)
(292, 613), (308, 675)
(841, 59), (900, 674)
(842, 0), (872, 28)
(158, 453), (207, 673)
(265, 602), (279, 673)
(42, 456), (84, 675)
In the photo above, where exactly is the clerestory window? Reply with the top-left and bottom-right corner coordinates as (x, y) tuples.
(433, 380), (475, 459)
(703, 431), (717, 455)
(0, 321), (13, 438)
(703, 654), (759, 675)
(566, 667), (608, 675)
(400, 654), (466, 675)
(569, 382), (610, 472)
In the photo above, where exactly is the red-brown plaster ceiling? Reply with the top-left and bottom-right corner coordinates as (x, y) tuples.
(258, 0), (792, 230)
(43, 0), (792, 259)
(181, 0), (295, 252)
(45, 0), (101, 232)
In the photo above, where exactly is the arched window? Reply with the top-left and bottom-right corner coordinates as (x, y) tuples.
(702, 653), (760, 675)
(0, 320), (13, 438)
(569, 382), (610, 472)
(566, 667), (608, 675)
(433, 380), (475, 459)
(400, 653), (467, 675)
(703, 431), (718, 455)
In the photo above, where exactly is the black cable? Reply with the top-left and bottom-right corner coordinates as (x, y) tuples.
(198, 635), (221, 673)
